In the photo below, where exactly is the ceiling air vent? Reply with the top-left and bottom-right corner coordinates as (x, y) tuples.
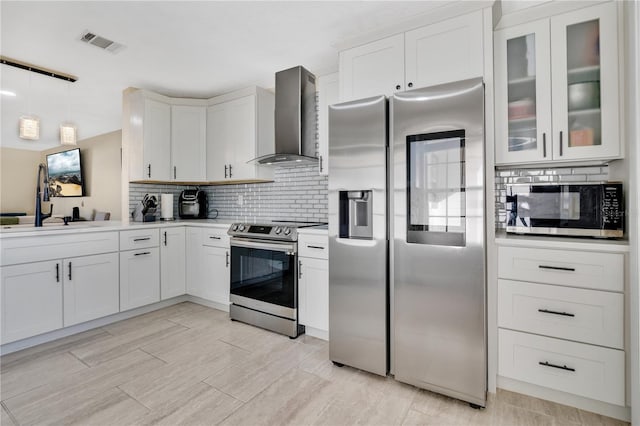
(80, 30), (125, 54)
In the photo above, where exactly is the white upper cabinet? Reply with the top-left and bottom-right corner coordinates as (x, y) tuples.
(171, 105), (206, 181)
(405, 10), (484, 90)
(339, 34), (405, 101)
(317, 73), (339, 176)
(126, 91), (171, 181)
(206, 87), (274, 182)
(339, 10), (485, 102)
(495, 2), (621, 165)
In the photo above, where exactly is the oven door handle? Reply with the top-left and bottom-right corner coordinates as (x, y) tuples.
(230, 238), (296, 254)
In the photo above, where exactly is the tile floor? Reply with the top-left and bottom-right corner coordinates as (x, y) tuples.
(0, 302), (629, 425)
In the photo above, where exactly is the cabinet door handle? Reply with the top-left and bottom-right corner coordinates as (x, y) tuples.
(147, 164), (151, 178)
(542, 132), (547, 157)
(539, 361), (575, 372)
(210, 236), (221, 240)
(56, 263), (60, 282)
(174, 166), (177, 179)
(307, 245), (325, 250)
(298, 260), (303, 279)
(68, 262), (72, 280)
(559, 131), (563, 156)
(538, 265), (575, 272)
(133, 237), (151, 242)
(225, 251), (230, 267)
(538, 308), (575, 317)
(319, 155), (323, 173)
(229, 164), (232, 178)
(395, 84), (401, 90)
(408, 82), (413, 88)
(164, 231), (167, 246)
(224, 165), (228, 179)
(134, 251), (151, 256)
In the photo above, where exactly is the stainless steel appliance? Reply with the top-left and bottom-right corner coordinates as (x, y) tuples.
(252, 66), (318, 165)
(227, 221), (323, 338)
(179, 189), (208, 219)
(329, 95), (388, 376)
(505, 182), (623, 238)
(328, 78), (487, 407)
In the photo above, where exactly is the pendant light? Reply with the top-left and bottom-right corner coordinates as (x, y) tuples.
(18, 72), (40, 140)
(60, 80), (77, 146)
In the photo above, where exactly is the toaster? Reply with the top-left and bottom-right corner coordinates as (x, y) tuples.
(179, 189), (208, 219)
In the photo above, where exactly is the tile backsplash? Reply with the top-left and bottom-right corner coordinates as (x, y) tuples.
(494, 165), (609, 229)
(129, 164), (328, 223)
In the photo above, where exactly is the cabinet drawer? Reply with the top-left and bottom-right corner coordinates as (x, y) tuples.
(498, 329), (625, 406)
(498, 279), (623, 349)
(120, 229), (159, 250)
(1, 232), (119, 266)
(299, 234), (328, 259)
(202, 227), (229, 248)
(498, 246), (623, 292)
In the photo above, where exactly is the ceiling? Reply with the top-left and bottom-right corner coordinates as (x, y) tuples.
(0, 1), (454, 151)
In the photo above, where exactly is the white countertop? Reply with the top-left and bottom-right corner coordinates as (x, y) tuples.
(0, 219), (236, 238)
(495, 230), (629, 253)
(297, 224), (328, 236)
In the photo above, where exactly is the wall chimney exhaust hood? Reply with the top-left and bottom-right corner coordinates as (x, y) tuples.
(253, 66), (317, 165)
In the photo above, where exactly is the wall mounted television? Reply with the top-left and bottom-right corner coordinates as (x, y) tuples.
(46, 148), (84, 197)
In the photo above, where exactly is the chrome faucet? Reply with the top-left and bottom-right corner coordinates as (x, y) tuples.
(35, 163), (53, 227)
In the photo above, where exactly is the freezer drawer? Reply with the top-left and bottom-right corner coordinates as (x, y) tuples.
(498, 279), (623, 349)
(498, 329), (625, 406)
(498, 246), (623, 292)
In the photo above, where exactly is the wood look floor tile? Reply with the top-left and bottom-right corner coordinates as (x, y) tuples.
(220, 368), (330, 426)
(0, 328), (110, 370)
(3, 350), (164, 425)
(0, 351), (88, 400)
(1, 403), (17, 426)
(0, 303), (630, 426)
(132, 381), (243, 426)
(70, 322), (187, 366)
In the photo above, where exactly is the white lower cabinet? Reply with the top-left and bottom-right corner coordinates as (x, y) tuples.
(298, 256), (328, 332)
(186, 227), (204, 298)
(160, 227), (186, 300)
(1, 260), (63, 344)
(201, 245), (230, 306)
(63, 253), (119, 327)
(120, 247), (160, 311)
(497, 240), (626, 409)
(499, 329), (625, 406)
(298, 232), (329, 335)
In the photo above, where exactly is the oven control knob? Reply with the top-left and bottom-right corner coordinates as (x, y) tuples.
(231, 224), (238, 231)
(238, 224), (245, 231)
(274, 226), (282, 234)
(283, 227), (291, 235)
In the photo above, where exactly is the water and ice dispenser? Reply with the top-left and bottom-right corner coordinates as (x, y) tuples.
(339, 190), (373, 239)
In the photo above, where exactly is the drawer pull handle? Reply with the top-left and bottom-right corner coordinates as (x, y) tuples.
(538, 265), (575, 272)
(134, 251), (151, 256)
(539, 361), (575, 372)
(210, 236), (221, 240)
(538, 309), (575, 318)
(134, 237), (151, 242)
(307, 245), (325, 250)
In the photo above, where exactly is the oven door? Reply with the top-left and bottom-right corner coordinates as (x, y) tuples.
(506, 184), (603, 235)
(229, 238), (298, 319)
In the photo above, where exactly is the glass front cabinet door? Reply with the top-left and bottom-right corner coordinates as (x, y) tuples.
(495, 19), (552, 164)
(495, 2), (620, 165)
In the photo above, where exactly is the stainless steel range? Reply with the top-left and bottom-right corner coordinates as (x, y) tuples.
(227, 221), (324, 338)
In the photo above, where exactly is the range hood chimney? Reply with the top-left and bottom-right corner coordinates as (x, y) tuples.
(254, 66), (317, 165)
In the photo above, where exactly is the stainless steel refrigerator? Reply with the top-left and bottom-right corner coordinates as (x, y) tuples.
(328, 78), (486, 406)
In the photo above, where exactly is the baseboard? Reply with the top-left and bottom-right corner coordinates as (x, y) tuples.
(185, 295), (230, 312)
(304, 326), (328, 341)
(0, 296), (189, 355)
(497, 376), (631, 422)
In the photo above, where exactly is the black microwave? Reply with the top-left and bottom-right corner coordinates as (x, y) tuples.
(505, 182), (623, 238)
